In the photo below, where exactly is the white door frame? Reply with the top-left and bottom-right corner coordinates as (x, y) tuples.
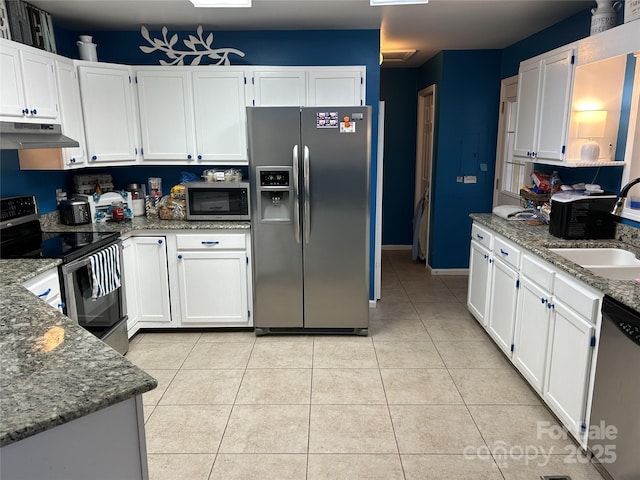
(493, 75), (527, 208)
(374, 101), (384, 301)
(414, 85), (435, 266)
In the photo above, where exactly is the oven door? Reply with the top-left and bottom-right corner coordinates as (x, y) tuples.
(60, 240), (125, 336)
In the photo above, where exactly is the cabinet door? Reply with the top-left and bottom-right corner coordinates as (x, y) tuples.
(131, 237), (172, 326)
(55, 59), (86, 168)
(121, 239), (139, 338)
(192, 70), (248, 162)
(176, 250), (249, 326)
(307, 69), (364, 106)
(252, 70), (306, 106)
(513, 277), (552, 392)
(20, 50), (59, 121)
(467, 240), (491, 327)
(513, 59), (540, 158)
(544, 299), (594, 438)
(487, 258), (519, 356)
(0, 43), (27, 119)
(136, 69), (196, 162)
(78, 65), (138, 163)
(535, 48), (574, 161)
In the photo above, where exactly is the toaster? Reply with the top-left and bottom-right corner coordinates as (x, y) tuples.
(59, 199), (91, 225)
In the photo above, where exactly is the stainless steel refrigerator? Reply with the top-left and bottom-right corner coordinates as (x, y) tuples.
(247, 106), (371, 335)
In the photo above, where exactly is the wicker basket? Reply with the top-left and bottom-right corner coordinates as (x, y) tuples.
(520, 188), (550, 208)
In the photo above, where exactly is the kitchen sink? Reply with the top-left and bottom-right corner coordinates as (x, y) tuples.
(549, 248), (640, 280)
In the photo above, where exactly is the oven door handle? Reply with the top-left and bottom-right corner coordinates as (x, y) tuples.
(60, 241), (121, 275)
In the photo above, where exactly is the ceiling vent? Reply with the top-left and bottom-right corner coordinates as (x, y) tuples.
(381, 50), (417, 63)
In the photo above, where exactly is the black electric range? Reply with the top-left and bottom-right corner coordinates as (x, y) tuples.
(0, 196), (119, 262)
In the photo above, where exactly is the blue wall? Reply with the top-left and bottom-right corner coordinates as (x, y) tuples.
(417, 50), (501, 269)
(0, 150), (70, 212)
(379, 68), (418, 245)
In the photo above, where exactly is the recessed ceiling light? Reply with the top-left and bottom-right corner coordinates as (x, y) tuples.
(370, 0), (428, 5)
(189, 0), (251, 7)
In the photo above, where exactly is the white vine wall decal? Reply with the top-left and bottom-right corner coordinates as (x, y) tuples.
(139, 25), (245, 66)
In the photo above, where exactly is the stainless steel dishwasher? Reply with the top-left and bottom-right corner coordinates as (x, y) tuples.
(588, 296), (640, 480)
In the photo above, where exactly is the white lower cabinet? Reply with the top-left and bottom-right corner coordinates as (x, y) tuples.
(487, 257), (519, 356)
(467, 223), (494, 327)
(173, 233), (251, 327)
(122, 236), (172, 336)
(544, 299), (595, 438)
(122, 231), (252, 332)
(22, 268), (63, 313)
(467, 240), (492, 326)
(175, 251), (249, 326)
(468, 221), (602, 447)
(513, 276), (552, 392)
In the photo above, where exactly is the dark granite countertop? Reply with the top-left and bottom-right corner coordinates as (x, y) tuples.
(0, 217), (249, 447)
(470, 214), (640, 312)
(40, 212), (251, 234)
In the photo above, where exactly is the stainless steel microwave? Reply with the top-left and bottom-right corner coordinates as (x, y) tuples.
(185, 182), (250, 220)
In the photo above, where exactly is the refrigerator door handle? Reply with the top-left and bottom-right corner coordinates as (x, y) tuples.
(303, 145), (310, 244)
(292, 145), (301, 244)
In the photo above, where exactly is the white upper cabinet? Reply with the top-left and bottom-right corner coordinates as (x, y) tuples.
(0, 40), (59, 122)
(136, 69), (196, 162)
(252, 69), (307, 106)
(192, 69), (248, 163)
(250, 67), (366, 107)
(307, 68), (365, 106)
(77, 62), (139, 164)
(513, 45), (575, 162)
(54, 59), (87, 168)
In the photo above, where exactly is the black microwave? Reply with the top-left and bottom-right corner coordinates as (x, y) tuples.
(185, 182), (250, 221)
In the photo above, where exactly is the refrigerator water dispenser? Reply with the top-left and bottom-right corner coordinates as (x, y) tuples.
(257, 167), (293, 222)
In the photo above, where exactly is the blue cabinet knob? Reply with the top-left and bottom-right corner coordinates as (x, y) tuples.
(158, 239), (163, 245)
(197, 155), (202, 160)
(187, 154), (192, 159)
(31, 109), (37, 115)
(70, 158), (76, 163)
(22, 108), (29, 114)
(178, 254), (183, 259)
(92, 155), (97, 160)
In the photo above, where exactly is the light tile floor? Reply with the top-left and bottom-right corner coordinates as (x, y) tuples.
(126, 249), (604, 480)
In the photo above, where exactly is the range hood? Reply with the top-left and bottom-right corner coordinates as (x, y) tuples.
(0, 121), (79, 150)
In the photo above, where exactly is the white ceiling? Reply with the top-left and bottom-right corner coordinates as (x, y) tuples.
(29, 0), (594, 67)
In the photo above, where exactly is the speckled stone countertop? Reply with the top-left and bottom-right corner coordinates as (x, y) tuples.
(0, 262), (158, 448)
(470, 214), (640, 312)
(0, 216), (248, 447)
(40, 211), (251, 234)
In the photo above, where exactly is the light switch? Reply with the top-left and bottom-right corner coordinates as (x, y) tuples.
(463, 176), (477, 184)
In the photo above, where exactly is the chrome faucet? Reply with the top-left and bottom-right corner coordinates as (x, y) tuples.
(611, 177), (640, 215)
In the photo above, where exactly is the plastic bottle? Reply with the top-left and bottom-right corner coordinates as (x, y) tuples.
(550, 171), (561, 194)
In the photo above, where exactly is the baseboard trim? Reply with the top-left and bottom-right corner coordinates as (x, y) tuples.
(428, 267), (470, 276)
(382, 245), (412, 250)
(369, 299), (377, 308)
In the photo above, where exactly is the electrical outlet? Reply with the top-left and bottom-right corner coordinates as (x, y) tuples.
(456, 176), (463, 183)
(463, 176), (477, 184)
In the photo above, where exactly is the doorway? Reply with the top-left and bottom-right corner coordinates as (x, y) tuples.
(414, 85), (435, 265)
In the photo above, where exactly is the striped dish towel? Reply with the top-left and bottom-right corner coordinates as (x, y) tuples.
(89, 244), (121, 299)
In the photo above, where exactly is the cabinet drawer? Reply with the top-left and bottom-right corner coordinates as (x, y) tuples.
(553, 273), (601, 323)
(23, 269), (61, 303)
(176, 233), (246, 250)
(494, 236), (521, 270)
(522, 255), (554, 291)
(471, 223), (493, 249)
